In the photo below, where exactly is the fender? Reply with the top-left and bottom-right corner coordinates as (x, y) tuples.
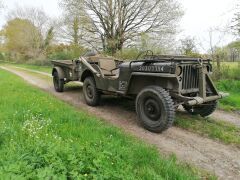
(125, 73), (178, 95)
(52, 66), (65, 79)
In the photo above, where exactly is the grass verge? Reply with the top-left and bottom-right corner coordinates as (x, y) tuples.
(0, 69), (212, 179)
(176, 113), (240, 147)
(12, 63), (52, 73)
(0, 62), (52, 74)
(216, 80), (240, 111)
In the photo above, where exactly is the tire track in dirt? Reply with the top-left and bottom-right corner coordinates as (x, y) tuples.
(1, 66), (240, 179)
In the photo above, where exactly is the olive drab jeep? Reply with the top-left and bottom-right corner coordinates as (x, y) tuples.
(51, 51), (228, 133)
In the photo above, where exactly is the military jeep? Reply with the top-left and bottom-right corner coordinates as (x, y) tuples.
(51, 51), (228, 133)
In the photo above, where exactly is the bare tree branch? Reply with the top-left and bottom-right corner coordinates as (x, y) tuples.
(60, 0), (183, 54)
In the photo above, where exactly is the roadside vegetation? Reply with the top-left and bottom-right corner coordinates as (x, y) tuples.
(11, 63), (51, 74)
(0, 69), (212, 179)
(176, 113), (240, 146)
(217, 80), (240, 111)
(212, 62), (240, 111)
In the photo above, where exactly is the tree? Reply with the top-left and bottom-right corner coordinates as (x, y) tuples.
(0, 1), (3, 10)
(60, 0), (183, 54)
(180, 37), (198, 56)
(2, 18), (43, 60)
(43, 27), (54, 50)
(4, 6), (56, 60)
(7, 6), (49, 33)
(57, 15), (83, 46)
(227, 41), (240, 62)
(232, 8), (240, 36)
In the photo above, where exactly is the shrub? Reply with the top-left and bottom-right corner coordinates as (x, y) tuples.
(114, 48), (141, 60)
(212, 62), (240, 81)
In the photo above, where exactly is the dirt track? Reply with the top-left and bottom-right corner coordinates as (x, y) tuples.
(1, 66), (240, 179)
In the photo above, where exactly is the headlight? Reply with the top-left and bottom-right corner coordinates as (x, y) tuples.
(175, 66), (182, 76)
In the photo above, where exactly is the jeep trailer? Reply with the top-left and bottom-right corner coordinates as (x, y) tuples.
(51, 52), (228, 133)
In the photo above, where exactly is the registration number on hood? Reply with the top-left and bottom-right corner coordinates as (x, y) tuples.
(138, 66), (164, 72)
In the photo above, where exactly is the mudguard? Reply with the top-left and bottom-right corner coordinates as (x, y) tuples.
(52, 67), (65, 79)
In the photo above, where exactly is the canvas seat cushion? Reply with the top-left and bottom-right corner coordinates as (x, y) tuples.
(99, 58), (118, 75)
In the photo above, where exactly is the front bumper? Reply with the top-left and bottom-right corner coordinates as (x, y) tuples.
(186, 92), (229, 106)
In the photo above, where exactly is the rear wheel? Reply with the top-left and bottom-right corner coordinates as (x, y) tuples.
(183, 101), (218, 117)
(83, 77), (101, 106)
(136, 86), (175, 133)
(53, 71), (64, 92)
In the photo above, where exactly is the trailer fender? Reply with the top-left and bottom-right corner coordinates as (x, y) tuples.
(52, 67), (65, 79)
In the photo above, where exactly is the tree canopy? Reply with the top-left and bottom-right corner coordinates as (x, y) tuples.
(60, 0), (183, 54)
(2, 18), (43, 59)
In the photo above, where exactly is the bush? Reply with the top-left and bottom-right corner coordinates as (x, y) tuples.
(216, 80), (240, 111)
(47, 44), (87, 60)
(0, 52), (5, 60)
(212, 62), (240, 81)
(114, 48), (141, 60)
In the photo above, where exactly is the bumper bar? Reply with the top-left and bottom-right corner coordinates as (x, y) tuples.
(187, 92), (229, 106)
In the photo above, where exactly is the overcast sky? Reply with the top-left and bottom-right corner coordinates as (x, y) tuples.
(0, 0), (239, 52)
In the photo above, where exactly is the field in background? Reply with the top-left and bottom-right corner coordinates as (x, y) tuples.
(0, 69), (209, 179)
(212, 62), (240, 111)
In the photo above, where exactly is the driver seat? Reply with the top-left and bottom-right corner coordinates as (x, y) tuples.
(99, 58), (120, 78)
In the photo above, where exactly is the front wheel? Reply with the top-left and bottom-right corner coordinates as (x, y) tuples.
(136, 86), (175, 133)
(183, 101), (218, 117)
(83, 77), (101, 106)
(53, 71), (64, 92)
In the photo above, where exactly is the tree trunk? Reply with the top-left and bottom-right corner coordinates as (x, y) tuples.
(216, 55), (221, 79)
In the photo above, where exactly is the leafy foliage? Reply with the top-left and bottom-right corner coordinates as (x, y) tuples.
(2, 18), (43, 61)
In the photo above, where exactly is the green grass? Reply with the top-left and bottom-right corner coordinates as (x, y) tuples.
(12, 64), (52, 74)
(212, 62), (240, 81)
(0, 69), (212, 179)
(0, 61), (52, 74)
(176, 113), (240, 146)
(216, 80), (240, 111)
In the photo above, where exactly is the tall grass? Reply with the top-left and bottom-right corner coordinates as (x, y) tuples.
(0, 69), (208, 179)
(217, 80), (240, 111)
(210, 62), (240, 110)
(212, 62), (240, 81)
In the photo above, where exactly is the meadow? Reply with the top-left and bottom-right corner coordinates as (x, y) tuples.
(212, 62), (240, 111)
(0, 69), (209, 179)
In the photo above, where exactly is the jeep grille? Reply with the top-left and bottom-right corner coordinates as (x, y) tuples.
(182, 65), (199, 92)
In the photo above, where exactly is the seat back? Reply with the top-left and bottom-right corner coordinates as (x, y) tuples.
(99, 58), (116, 72)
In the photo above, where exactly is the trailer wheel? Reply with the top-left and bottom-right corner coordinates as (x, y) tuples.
(83, 77), (101, 106)
(53, 71), (64, 92)
(183, 101), (218, 117)
(136, 86), (175, 133)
